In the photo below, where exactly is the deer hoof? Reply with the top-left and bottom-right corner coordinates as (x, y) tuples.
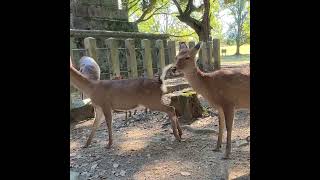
(222, 155), (231, 160)
(83, 143), (90, 148)
(213, 148), (222, 152)
(106, 142), (113, 149)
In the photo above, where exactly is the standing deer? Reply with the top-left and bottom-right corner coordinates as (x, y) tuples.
(70, 57), (182, 149)
(222, 49), (227, 56)
(168, 42), (250, 159)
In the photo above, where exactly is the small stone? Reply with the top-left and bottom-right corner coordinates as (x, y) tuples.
(70, 153), (76, 157)
(70, 171), (79, 180)
(166, 146), (173, 150)
(236, 139), (249, 147)
(147, 154), (151, 158)
(120, 170), (126, 176)
(113, 163), (119, 168)
(111, 171), (116, 174)
(115, 173), (119, 177)
(91, 164), (98, 171)
(180, 171), (191, 176)
(246, 136), (250, 142)
(160, 137), (166, 141)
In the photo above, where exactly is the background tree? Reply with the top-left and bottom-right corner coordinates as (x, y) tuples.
(224, 0), (249, 55)
(128, 0), (222, 41)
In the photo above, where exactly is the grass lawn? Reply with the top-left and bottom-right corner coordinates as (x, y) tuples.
(220, 44), (250, 66)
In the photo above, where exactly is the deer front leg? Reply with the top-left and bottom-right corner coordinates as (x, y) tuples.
(102, 106), (113, 149)
(125, 111), (128, 125)
(84, 106), (103, 148)
(222, 105), (235, 159)
(148, 104), (181, 141)
(213, 107), (225, 152)
(168, 110), (181, 141)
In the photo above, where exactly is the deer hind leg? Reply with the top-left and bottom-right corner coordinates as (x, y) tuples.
(101, 105), (113, 149)
(222, 105), (235, 159)
(84, 106), (104, 148)
(148, 104), (181, 141)
(214, 106), (225, 152)
(176, 119), (183, 138)
(125, 111), (128, 124)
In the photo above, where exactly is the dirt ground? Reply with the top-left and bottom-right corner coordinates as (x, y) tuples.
(70, 93), (250, 180)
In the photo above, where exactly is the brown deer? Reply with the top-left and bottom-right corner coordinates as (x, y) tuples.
(111, 75), (135, 124)
(70, 57), (182, 149)
(168, 42), (250, 159)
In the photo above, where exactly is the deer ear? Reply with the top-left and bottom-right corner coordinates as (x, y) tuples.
(179, 42), (188, 51)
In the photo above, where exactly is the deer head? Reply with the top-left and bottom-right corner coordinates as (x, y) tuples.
(172, 42), (202, 74)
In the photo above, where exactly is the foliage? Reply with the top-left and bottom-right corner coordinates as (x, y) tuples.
(128, 0), (223, 41)
(223, 0), (249, 54)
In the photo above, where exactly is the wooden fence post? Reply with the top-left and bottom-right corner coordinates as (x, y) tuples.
(125, 39), (138, 78)
(106, 38), (120, 79)
(84, 37), (98, 61)
(155, 39), (165, 75)
(208, 41), (213, 66)
(213, 39), (221, 70)
(142, 39), (153, 78)
(168, 40), (176, 64)
(70, 37), (76, 60)
(200, 41), (210, 71)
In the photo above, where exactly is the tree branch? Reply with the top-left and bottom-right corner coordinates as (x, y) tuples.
(128, 0), (140, 10)
(172, 0), (183, 14)
(168, 32), (196, 37)
(129, 7), (141, 17)
(135, 2), (169, 23)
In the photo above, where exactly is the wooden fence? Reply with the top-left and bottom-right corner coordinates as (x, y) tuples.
(70, 37), (221, 81)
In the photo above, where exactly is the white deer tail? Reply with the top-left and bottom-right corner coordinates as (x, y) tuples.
(160, 64), (174, 93)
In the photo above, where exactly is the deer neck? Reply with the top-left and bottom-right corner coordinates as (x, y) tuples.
(70, 66), (95, 96)
(183, 62), (206, 94)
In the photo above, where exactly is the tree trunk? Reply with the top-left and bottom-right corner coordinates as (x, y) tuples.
(235, 23), (241, 55)
(202, 0), (210, 42)
(236, 38), (240, 55)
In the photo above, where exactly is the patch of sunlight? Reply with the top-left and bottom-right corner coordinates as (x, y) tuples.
(133, 160), (189, 179)
(117, 127), (161, 152)
(74, 119), (95, 129)
(70, 141), (80, 150)
(191, 117), (213, 128)
(228, 166), (250, 180)
(118, 140), (148, 152)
